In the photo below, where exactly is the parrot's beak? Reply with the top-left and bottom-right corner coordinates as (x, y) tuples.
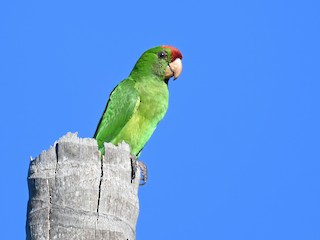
(165, 58), (182, 80)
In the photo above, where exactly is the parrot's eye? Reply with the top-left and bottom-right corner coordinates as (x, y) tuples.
(158, 51), (167, 59)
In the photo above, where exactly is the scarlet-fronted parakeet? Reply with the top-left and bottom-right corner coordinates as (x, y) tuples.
(94, 45), (183, 183)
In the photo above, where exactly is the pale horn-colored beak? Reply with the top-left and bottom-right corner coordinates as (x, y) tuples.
(165, 58), (183, 80)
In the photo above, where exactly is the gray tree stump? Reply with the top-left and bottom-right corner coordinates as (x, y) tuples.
(26, 132), (140, 240)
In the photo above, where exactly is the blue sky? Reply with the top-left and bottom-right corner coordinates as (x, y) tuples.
(1, 0), (320, 239)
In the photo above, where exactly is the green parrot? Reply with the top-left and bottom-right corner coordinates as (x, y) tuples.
(94, 45), (183, 183)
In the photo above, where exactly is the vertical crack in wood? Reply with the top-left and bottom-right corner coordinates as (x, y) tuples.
(96, 155), (104, 216)
(48, 143), (59, 239)
(95, 153), (104, 239)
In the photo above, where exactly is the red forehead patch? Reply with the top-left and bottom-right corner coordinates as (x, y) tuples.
(162, 45), (183, 61)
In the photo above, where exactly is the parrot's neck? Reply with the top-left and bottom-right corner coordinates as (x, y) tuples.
(129, 57), (167, 83)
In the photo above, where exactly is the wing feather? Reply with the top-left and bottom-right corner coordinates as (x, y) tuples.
(94, 78), (139, 149)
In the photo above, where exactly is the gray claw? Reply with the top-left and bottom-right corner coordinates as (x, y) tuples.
(137, 161), (148, 186)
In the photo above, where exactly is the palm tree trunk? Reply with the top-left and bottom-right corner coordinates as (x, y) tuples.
(26, 132), (140, 240)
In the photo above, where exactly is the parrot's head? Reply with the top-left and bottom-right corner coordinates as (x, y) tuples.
(131, 45), (183, 82)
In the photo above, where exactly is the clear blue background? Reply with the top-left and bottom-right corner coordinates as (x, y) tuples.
(1, 1), (320, 239)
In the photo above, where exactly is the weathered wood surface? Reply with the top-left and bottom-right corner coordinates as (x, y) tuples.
(26, 132), (140, 240)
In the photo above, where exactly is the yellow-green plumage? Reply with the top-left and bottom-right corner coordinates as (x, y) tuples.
(94, 46), (182, 156)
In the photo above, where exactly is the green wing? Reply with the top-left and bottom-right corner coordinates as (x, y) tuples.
(94, 78), (140, 152)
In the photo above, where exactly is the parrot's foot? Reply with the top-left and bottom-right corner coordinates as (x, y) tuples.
(130, 154), (148, 186)
(137, 161), (148, 186)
